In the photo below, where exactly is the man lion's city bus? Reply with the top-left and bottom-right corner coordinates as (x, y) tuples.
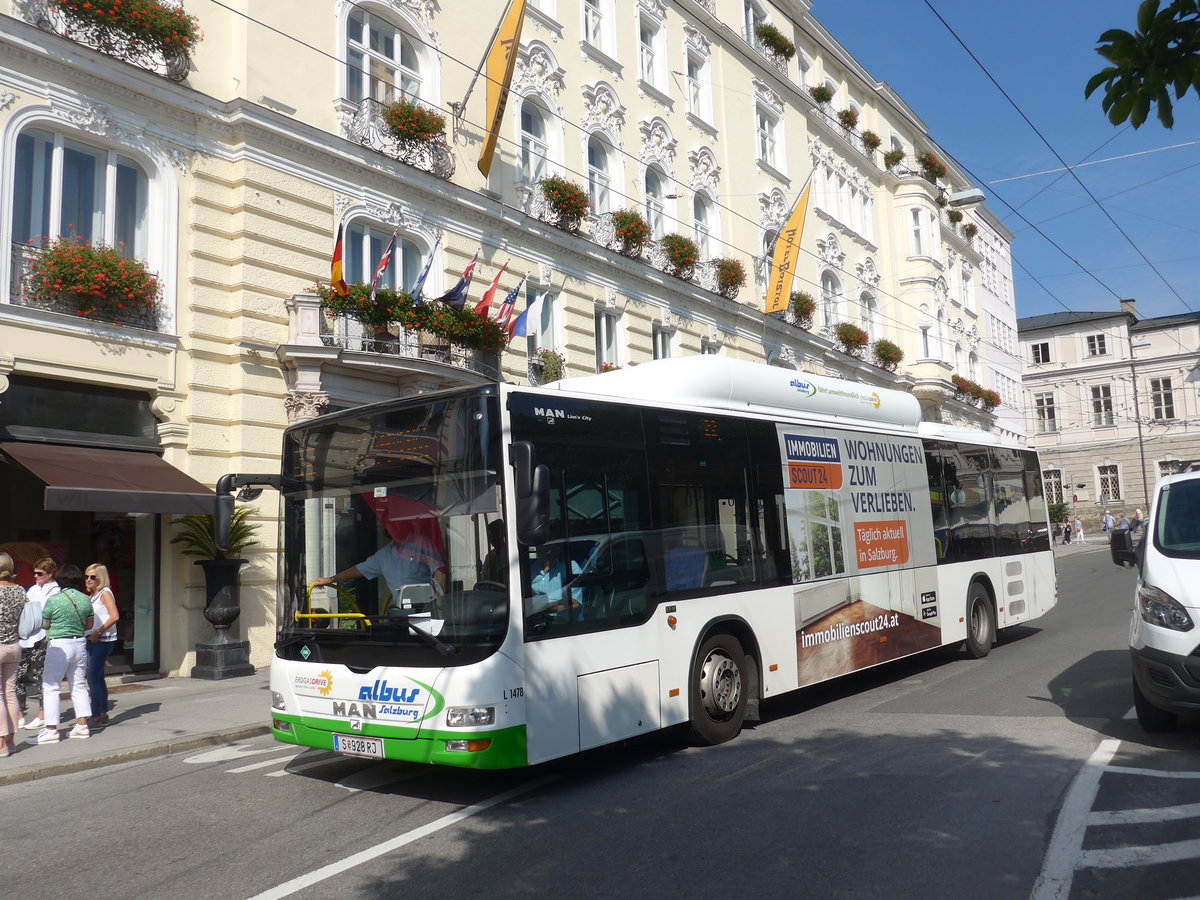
(215, 356), (1055, 769)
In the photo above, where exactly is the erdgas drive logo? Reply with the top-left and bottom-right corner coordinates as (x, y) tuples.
(294, 671), (333, 695)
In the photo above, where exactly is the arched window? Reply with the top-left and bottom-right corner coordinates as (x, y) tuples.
(587, 134), (611, 215)
(644, 166), (666, 238)
(860, 292), (878, 341)
(936, 309), (947, 360)
(346, 8), (424, 103)
(13, 128), (149, 258)
(520, 99), (549, 182)
(820, 270), (842, 327)
(954, 341), (964, 374)
(693, 193), (713, 258)
(345, 222), (421, 292)
(968, 350), (979, 381)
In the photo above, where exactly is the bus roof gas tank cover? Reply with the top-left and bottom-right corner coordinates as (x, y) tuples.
(545, 357), (923, 431)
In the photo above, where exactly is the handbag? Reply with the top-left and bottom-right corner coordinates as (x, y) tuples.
(18, 599), (43, 641)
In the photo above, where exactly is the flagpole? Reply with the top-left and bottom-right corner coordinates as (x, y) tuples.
(449, 0), (512, 131)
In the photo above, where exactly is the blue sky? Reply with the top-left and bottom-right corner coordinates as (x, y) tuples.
(810, 0), (1200, 323)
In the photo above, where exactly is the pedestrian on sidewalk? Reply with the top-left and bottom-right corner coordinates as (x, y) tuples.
(1074, 516), (1085, 543)
(0, 553), (26, 758)
(1102, 510), (1115, 532)
(17, 558), (56, 730)
(36, 565), (93, 744)
(1134, 506), (1145, 532)
(84, 564), (119, 727)
(1062, 518), (1072, 545)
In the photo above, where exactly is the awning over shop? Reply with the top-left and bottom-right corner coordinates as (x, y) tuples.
(0, 442), (214, 515)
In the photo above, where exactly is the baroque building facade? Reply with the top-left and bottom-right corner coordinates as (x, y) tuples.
(1019, 301), (1200, 522)
(0, 0), (1019, 674)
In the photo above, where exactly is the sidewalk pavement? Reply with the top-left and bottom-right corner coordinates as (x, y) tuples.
(0, 668), (271, 787)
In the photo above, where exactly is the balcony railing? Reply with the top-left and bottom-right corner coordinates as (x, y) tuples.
(7, 242), (160, 331)
(345, 99), (455, 180)
(24, 0), (192, 82)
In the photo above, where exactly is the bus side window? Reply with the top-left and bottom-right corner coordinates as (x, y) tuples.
(927, 441), (995, 563)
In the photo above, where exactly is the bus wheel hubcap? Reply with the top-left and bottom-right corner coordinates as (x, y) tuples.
(701, 653), (741, 717)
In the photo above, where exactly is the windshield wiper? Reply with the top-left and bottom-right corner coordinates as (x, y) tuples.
(406, 621), (456, 656)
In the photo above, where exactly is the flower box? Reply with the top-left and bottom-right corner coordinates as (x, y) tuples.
(610, 209), (651, 258)
(861, 130), (882, 152)
(713, 257), (746, 300)
(872, 338), (903, 371)
(916, 150), (947, 182)
(753, 22), (795, 61)
(539, 175), (589, 233)
(836, 108), (859, 129)
(26, 236), (161, 328)
(834, 322), (869, 357)
(808, 84), (833, 105)
(50, 0), (202, 80)
(790, 290), (815, 329)
(659, 233), (699, 280)
(380, 97), (447, 146)
(534, 347), (566, 383)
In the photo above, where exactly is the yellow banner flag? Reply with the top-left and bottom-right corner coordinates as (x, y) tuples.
(478, 0), (528, 178)
(764, 180), (812, 314)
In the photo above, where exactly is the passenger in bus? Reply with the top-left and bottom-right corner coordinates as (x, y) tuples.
(529, 545), (583, 619)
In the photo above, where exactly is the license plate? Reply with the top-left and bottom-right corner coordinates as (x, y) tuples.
(332, 734), (383, 759)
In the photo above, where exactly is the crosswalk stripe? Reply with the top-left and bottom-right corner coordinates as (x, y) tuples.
(1089, 800), (1200, 825)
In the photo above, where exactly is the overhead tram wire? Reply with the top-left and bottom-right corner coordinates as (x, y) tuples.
(195, 0), (1059, 362)
(921, 0), (1198, 316)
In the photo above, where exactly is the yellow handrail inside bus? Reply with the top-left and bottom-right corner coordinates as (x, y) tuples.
(301, 582), (371, 629)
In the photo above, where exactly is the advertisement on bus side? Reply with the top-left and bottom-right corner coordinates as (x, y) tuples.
(778, 426), (942, 687)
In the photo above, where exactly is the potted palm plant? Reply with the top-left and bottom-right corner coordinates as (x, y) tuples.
(171, 507), (261, 678)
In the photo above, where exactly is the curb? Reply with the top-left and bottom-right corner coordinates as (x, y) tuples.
(0, 724), (270, 787)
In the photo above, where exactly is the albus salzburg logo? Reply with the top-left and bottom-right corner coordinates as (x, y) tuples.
(789, 378), (818, 398)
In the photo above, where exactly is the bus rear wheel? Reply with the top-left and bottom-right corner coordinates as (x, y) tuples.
(689, 634), (748, 745)
(964, 583), (994, 659)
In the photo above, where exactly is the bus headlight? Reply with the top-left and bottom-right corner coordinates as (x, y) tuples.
(1138, 584), (1194, 632)
(271, 692), (287, 711)
(446, 706), (495, 727)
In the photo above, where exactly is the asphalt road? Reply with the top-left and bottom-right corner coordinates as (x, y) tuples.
(3, 549), (1197, 900)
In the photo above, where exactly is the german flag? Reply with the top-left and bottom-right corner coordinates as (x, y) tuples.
(331, 222), (349, 297)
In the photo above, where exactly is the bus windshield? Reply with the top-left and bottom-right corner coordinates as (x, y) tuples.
(277, 390), (507, 668)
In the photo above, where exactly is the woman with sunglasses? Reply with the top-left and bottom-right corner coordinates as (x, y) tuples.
(84, 564), (119, 726)
(0, 552), (26, 757)
(17, 558), (57, 731)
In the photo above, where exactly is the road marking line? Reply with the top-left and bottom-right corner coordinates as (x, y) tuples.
(264, 753), (339, 776)
(1089, 801), (1200, 825)
(248, 775), (557, 900)
(226, 751), (307, 773)
(1030, 738), (1121, 900)
(1078, 837), (1200, 868)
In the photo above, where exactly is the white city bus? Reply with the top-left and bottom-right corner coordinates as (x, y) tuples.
(217, 356), (1056, 769)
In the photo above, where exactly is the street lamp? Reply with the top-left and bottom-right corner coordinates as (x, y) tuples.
(948, 187), (986, 208)
(1129, 336), (1152, 507)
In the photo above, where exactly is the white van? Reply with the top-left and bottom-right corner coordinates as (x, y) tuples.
(1111, 470), (1200, 731)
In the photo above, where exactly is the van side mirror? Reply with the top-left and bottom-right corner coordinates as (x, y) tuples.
(512, 441), (549, 546)
(1109, 527), (1138, 568)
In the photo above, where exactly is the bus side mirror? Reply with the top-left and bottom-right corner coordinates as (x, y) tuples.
(1109, 527), (1138, 568)
(513, 441), (549, 546)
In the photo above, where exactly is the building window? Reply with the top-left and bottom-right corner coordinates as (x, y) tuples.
(797, 51), (812, 88)
(1159, 459), (1181, 478)
(1031, 341), (1051, 365)
(644, 166), (667, 238)
(1042, 469), (1063, 505)
(652, 323), (672, 359)
(743, 0), (766, 43)
(524, 286), (557, 357)
(1098, 464), (1121, 501)
(638, 13), (665, 89)
(1091, 385), (1114, 426)
(595, 308), (619, 369)
(519, 99), (550, 182)
(756, 106), (779, 170)
(587, 134), (612, 215)
(693, 194), (714, 259)
(1150, 377), (1176, 420)
(910, 208), (924, 257)
(582, 0), (614, 55)
(919, 326), (932, 359)
(345, 222), (420, 291)
(346, 8), (423, 103)
(686, 51), (712, 121)
(701, 339), (720, 355)
(13, 128), (150, 259)
(820, 270), (843, 329)
(1086, 334), (1107, 356)
(968, 351), (978, 381)
(860, 293), (878, 341)
(1033, 392), (1056, 434)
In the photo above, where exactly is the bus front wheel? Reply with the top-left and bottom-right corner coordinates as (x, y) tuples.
(689, 633), (748, 745)
(964, 582), (994, 659)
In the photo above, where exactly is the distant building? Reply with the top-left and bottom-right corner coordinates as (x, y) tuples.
(1018, 300), (1200, 516)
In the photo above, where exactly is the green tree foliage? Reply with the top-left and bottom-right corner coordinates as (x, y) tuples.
(1086, 0), (1200, 128)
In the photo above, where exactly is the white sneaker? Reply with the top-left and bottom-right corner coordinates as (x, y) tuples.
(35, 727), (60, 744)
(68, 724), (90, 740)
(22, 716), (44, 730)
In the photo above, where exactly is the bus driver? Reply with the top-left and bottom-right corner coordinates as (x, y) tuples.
(315, 535), (447, 602)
